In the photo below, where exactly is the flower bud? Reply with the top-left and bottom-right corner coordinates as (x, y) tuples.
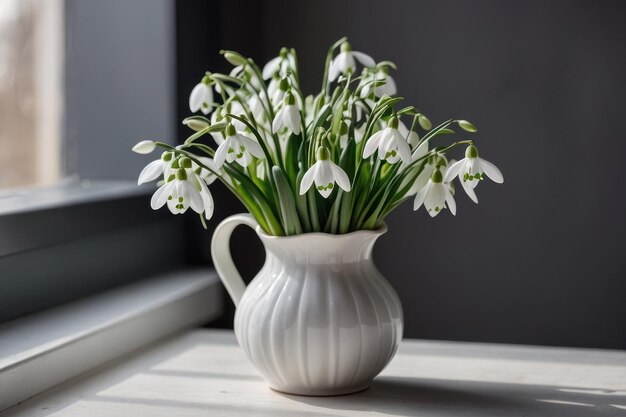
(457, 120), (477, 132)
(279, 47), (289, 58)
(418, 114), (432, 130)
(340, 41), (352, 53)
(388, 116), (399, 129)
(182, 116), (210, 132)
(223, 52), (246, 66)
(132, 140), (156, 154)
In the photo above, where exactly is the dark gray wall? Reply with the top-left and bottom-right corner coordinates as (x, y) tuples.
(212, 0), (626, 349)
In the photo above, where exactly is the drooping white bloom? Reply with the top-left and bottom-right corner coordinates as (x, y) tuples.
(186, 158), (218, 220)
(329, 42), (375, 82)
(362, 117), (411, 164)
(299, 147), (351, 198)
(271, 77), (291, 107)
(137, 151), (176, 185)
(132, 140), (156, 154)
(413, 168), (456, 217)
(444, 145), (504, 203)
(262, 47), (295, 79)
(214, 124), (264, 168)
(151, 170), (204, 215)
(272, 92), (301, 135)
(189, 76), (214, 115)
(338, 120), (349, 148)
(360, 67), (397, 98)
(248, 91), (267, 120)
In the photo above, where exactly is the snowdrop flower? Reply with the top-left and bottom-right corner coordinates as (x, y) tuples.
(132, 140), (156, 154)
(271, 77), (290, 107)
(262, 47), (294, 79)
(406, 153), (447, 196)
(248, 91), (267, 120)
(189, 76), (214, 115)
(338, 120), (349, 148)
(272, 92), (301, 135)
(413, 168), (456, 217)
(361, 67), (397, 97)
(374, 67), (397, 96)
(329, 42), (376, 82)
(151, 169), (204, 215)
(363, 116), (411, 164)
(299, 147), (351, 198)
(214, 124), (264, 168)
(184, 157), (218, 219)
(137, 151), (176, 185)
(444, 145), (504, 203)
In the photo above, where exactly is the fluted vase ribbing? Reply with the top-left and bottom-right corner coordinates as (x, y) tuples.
(211, 214), (403, 396)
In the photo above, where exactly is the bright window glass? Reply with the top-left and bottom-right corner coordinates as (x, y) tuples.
(0, 0), (63, 189)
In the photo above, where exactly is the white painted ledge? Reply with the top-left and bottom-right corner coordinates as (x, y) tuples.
(0, 269), (222, 412)
(3, 330), (626, 416)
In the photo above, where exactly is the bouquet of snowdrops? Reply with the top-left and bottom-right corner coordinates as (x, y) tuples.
(132, 37), (503, 236)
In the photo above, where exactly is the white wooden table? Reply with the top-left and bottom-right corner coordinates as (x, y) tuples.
(4, 330), (626, 416)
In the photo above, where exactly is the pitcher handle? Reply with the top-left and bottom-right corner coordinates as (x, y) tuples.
(210, 213), (259, 307)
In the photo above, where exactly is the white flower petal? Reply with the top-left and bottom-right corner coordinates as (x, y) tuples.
(138, 160), (163, 185)
(461, 180), (479, 203)
(299, 163), (317, 195)
(272, 107), (284, 133)
(180, 181), (203, 213)
(201, 188), (214, 220)
(363, 130), (383, 158)
(287, 106), (301, 134)
(132, 140), (156, 154)
(352, 51), (375, 67)
(214, 139), (230, 168)
(444, 159), (465, 183)
(328, 57), (341, 81)
(413, 182), (430, 210)
(237, 134), (263, 159)
(445, 187), (457, 215)
(150, 182), (174, 210)
(330, 162), (351, 192)
(262, 57), (281, 80)
(478, 157), (504, 183)
(396, 133), (412, 165)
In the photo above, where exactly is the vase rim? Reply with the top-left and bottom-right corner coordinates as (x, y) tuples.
(255, 222), (388, 241)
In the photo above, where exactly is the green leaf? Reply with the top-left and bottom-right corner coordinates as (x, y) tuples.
(457, 120), (478, 132)
(339, 138), (356, 179)
(295, 170), (312, 233)
(284, 133), (302, 186)
(272, 166), (302, 235)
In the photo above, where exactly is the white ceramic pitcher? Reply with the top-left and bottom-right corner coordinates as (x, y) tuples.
(211, 213), (403, 396)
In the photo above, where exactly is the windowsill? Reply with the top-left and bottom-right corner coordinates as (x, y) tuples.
(0, 179), (151, 216)
(0, 180), (164, 257)
(0, 268), (223, 412)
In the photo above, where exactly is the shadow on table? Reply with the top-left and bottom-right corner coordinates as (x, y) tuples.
(276, 376), (626, 417)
